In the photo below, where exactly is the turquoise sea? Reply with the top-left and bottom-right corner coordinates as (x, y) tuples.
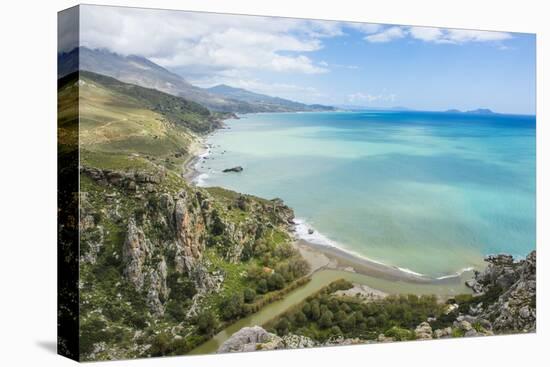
(195, 111), (536, 278)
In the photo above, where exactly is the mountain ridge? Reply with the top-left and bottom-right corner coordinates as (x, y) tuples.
(58, 47), (334, 114)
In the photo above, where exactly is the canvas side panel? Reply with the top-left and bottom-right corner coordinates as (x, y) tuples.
(57, 5), (80, 361)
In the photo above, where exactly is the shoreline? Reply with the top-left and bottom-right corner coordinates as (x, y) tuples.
(182, 118), (473, 291)
(295, 238), (472, 286)
(181, 136), (210, 183)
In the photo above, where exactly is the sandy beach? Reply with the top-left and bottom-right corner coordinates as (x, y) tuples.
(294, 238), (471, 286)
(181, 137), (209, 182)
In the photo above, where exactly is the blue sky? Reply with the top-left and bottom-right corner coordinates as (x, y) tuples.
(78, 5), (536, 114)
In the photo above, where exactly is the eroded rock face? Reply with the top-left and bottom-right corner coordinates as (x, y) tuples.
(122, 218), (150, 290)
(146, 258), (169, 316)
(174, 192), (207, 273)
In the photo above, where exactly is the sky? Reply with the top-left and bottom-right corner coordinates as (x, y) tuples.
(69, 5), (535, 114)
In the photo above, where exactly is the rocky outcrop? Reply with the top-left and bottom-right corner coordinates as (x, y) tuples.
(217, 326), (317, 353)
(218, 326), (281, 353)
(465, 251), (536, 333)
(122, 218), (150, 290)
(433, 327), (452, 339)
(173, 191), (207, 273)
(82, 166), (167, 193)
(414, 322), (433, 339)
(281, 334), (317, 349)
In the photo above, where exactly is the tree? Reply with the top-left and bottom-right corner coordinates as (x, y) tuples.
(220, 293), (244, 320)
(149, 332), (172, 356)
(319, 310), (334, 329)
(293, 311), (307, 327)
(275, 317), (290, 335)
(302, 302), (311, 317)
(243, 288), (256, 303)
(256, 279), (268, 294)
(366, 316), (377, 328)
(335, 310), (347, 325)
(310, 301), (321, 321)
(342, 314), (356, 332)
(196, 310), (219, 335)
(267, 273), (285, 291)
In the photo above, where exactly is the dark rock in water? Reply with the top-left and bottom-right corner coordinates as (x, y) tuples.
(308, 229), (314, 235)
(223, 166), (243, 173)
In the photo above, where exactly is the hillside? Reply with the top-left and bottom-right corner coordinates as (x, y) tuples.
(207, 84), (334, 112)
(58, 72), (311, 360)
(58, 47), (334, 113)
(58, 47), (252, 112)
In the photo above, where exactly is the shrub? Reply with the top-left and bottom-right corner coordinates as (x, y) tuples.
(149, 332), (172, 356)
(256, 279), (268, 294)
(319, 310), (334, 329)
(220, 293), (244, 320)
(267, 273), (285, 291)
(196, 310), (219, 335)
(243, 288), (256, 303)
(384, 326), (415, 341)
(293, 311), (307, 327)
(275, 317), (290, 335)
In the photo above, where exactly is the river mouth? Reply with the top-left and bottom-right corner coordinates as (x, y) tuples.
(188, 268), (472, 355)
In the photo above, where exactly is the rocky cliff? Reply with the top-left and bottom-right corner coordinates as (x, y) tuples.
(462, 251), (536, 333)
(78, 164), (302, 359)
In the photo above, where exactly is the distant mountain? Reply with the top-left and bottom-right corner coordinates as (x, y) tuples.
(445, 108), (496, 115)
(58, 47), (252, 112)
(58, 47), (334, 113)
(207, 84), (333, 112)
(336, 105), (412, 111)
(466, 108), (496, 115)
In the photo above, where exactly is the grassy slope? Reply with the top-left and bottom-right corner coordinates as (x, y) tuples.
(77, 71), (214, 174)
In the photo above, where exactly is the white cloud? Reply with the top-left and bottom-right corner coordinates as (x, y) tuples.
(79, 5), (330, 75)
(346, 22), (383, 34)
(364, 26), (406, 43)
(444, 29), (513, 43)
(408, 27), (445, 42)
(365, 25), (513, 45)
(409, 26), (513, 44)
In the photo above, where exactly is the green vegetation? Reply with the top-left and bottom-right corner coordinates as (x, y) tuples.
(265, 280), (447, 342)
(68, 69), (314, 360)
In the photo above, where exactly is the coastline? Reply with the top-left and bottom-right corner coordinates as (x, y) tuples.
(182, 122), (472, 291)
(181, 136), (211, 183)
(295, 238), (472, 286)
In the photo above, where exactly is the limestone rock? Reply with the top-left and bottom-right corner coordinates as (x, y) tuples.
(433, 327), (452, 339)
(414, 322), (433, 339)
(465, 251), (536, 333)
(218, 326), (282, 353)
(122, 218), (150, 290)
(281, 334), (317, 349)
